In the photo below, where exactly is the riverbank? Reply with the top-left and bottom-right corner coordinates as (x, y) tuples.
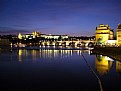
(92, 46), (121, 61)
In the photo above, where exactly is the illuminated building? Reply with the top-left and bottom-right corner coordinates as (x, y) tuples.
(17, 31), (68, 40)
(18, 33), (22, 39)
(23, 34), (33, 39)
(105, 40), (117, 46)
(95, 55), (113, 75)
(44, 34), (60, 39)
(16, 31), (95, 46)
(95, 24), (114, 45)
(18, 31), (41, 39)
(116, 23), (121, 46)
(41, 34), (68, 40)
(32, 31), (40, 38)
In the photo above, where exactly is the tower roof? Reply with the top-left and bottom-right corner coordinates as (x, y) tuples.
(99, 24), (105, 27)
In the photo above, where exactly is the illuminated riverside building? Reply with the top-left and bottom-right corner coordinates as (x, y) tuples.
(18, 31), (40, 40)
(95, 24), (114, 45)
(41, 34), (68, 40)
(16, 31), (95, 46)
(32, 31), (39, 38)
(18, 33), (22, 39)
(95, 55), (113, 75)
(116, 23), (121, 46)
(18, 31), (68, 40)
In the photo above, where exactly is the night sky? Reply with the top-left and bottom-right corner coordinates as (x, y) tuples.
(0, 0), (121, 36)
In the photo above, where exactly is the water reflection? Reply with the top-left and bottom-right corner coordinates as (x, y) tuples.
(18, 49), (22, 62)
(95, 55), (121, 76)
(95, 55), (113, 75)
(17, 49), (91, 61)
(1, 48), (121, 90)
(1, 48), (121, 76)
(116, 61), (121, 74)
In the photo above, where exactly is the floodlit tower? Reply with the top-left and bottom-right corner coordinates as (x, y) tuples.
(18, 33), (22, 39)
(116, 23), (121, 46)
(32, 31), (38, 38)
(95, 24), (114, 45)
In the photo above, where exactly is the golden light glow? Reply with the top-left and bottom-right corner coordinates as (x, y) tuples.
(32, 31), (38, 38)
(95, 55), (113, 75)
(52, 42), (55, 46)
(96, 24), (114, 45)
(105, 40), (117, 46)
(32, 50), (37, 61)
(18, 33), (22, 39)
(116, 61), (121, 74)
(18, 49), (22, 62)
(117, 24), (121, 46)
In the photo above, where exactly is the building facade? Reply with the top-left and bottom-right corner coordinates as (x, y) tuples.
(95, 24), (114, 45)
(116, 23), (121, 46)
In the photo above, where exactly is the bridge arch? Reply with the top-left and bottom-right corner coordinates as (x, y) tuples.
(88, 42), (95, 47)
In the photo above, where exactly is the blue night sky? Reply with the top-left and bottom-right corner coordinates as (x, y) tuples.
(0, 0), (121, 36)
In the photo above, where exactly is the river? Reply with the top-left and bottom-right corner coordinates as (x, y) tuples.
(0, 47), (121, 91)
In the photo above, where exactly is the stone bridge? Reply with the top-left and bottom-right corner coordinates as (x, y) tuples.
(40, 40), (95, 46)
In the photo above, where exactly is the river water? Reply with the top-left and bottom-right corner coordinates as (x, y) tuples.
(0, 47), (121, 91)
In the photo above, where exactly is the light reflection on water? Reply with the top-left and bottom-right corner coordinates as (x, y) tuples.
(0, 47), (121, 91)
(18, 49), (90, 61)
(95, 55), (114, 76)
(17, 49), (121, 76)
